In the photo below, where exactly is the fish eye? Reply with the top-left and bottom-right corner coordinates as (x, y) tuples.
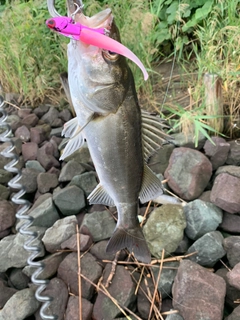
(102, 50), (119, 61)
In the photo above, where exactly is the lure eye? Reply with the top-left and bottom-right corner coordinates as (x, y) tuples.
(47, 19), (56, 29)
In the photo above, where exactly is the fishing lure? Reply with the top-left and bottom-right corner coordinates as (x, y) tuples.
(46, 16), (149, 80)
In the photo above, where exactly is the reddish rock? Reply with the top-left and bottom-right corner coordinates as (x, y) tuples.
(164, 147), (212, 200)
(59, 109), (72, 122)
(37, 172), (59, 193)
(65, 296), (93, 320)
(18, 109), (31, 119)
(60, 233), (93, 252)
(172, 260), (226, 320)
(0, 279), (17, 308)
(22, 142), (38, 161)
(15, 125), (30, 142)
(227, 263), (240, 291)
(21, 113), (39, 128)
(30, 124), (51, 144)
(223, 236), (240, 268)
(219, 212), (240, 234)
(37, 142), (60, 170)
(226, 140), (240, 166)
(210, 173), (240, 213)
(0, 200), (16, 232)
(203, 136), (230, 170)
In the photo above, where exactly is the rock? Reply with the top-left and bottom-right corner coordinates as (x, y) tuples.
(27, 197), (60, 228)
(59, 160), (85, 182)
(21, 142), (38, 161)
(0, 168), (12, 185)
(148, 143), (175, 174)
(53, 185), (86, 216)
(187, 231), (226, 267)
(0, 229), (11, 239)
(183, 199), (223, 240)
(37, 142), (60, 171)
(0, 200), (16, 232)
(143, 204), (186, 258)
(0, 288), (40, 320)
(25, 160), (45, 172)
(23, 252), (67, 280)
(8, 268), (30, 290)
(42, 215), (77, 252)
(15, 125), (30, 142)
(61, 233), (93, 252)
(21, 113), (39, 127)
(90, 240), (125, 263)
(216, 268), (240, 309)
(219, 212), (240, 234)
(31, 192), (52, 210)
(37, 172), (59, 193)
(203, 136), (230, 170)
(0, 227), (46, 272)
(64, 142), (92, 164)
(81, 210), (116, 242)
(34, 278), (68, 320)
(0, 280), (17, 309)
(225, 305), (240, 320)
(19, 168), (39, 193)
(171, 131), (206, 149)
(58, 252), (102, 299)
(137, 274), (154, 319)
(69, 172), (98, 196)
(172, 260), (226, 320)
(210, 173), (240, 213)
(226, 140), (240, 166)
(164, 147), (212, 200)
(174, 234), (192, 254)
(227, 262), (240, 291)
(152, 262), (179, 299)
(0, 185), (10, 200)
(223, 236), (240, 268)
(18, 108), (32, 119)
(198, 190), (211, 202)
(59, 109), (72, 122)
(165, 314), (184, 320)
(50, 127), (63, 137)
(92, 263), (136, 320)
(33, 104), (50, 118)
(30, 124), (51, 144)
(41, 106), (60, 127)
(65, 296), (93, 320)
(216, 165), (240, 179)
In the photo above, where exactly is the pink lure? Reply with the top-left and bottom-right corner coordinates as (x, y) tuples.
(46, 16), (148, 80)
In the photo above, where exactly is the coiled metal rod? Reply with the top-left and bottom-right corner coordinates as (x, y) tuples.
(0, 96), (57, 320)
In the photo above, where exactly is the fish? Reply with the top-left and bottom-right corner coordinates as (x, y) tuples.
(47, 0), (170, 263)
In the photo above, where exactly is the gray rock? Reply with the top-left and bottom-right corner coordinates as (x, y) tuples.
(81, 210), (116, 242)
(171, 131), (206, 149)
(15, 125), (30, 142)
(34, 278), (68, 320)
(172, 260), (226, 320)
(90, 240), (121, 263)
(148, 143), (175, 174)
(42, 215), (77, 252)
(211, 173), (240, 213)
(63, 142), (92, 164)
(19, 168), (39, 193)
(0, 169), (12, 185)
(25, 160), (45, 172)
(187, 231), (226, 267)
(219, 212), (240, 234)
(143, 204), (186, 258)
(41, 106), (60, 127)
(53, 185), (86, 216)
(216, 165), (240, 179)
(226, 140), (240, 166)
(0, 280), (17, 309)
(8, 268), (30, 290)
(37, 172), (59, 193)
(59, 160), (85, 182)
(165, 314), (184, 320)
(223, 236), (240, 268)
(174, 234), (192, 254)
(65, 296), (93, 320)
(137, 275), (154, 319)
(50, 127), (63, 137)
(33, 104), (50, 118)
(37, 142), (60, 171)
(23, 252), (67, 280)
(21, 142), (38, 161)
(164, 147), (212, 200)
(0, 227), (46, 272)
(204, 136), (230, 170)
(58, 252), (103, 299)
(27, 197), (60, 228)
(59, 109), (72, 122)
(0, 200), (16, 232)
(61, 233), (93, 252)
(69, 171), (98, 196)
(0, 185), (9, 201)
(92, 263), (136, 320)
(0, 288), (40, 320)
(227, 262), (240, 291)
(225, 305), (240, 320)
(152, 262), (179, 299)
(198, 190), (211, 202)
(184, 199), (223, 240)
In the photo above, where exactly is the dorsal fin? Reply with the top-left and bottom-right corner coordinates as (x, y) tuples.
(141, 111), (171, 161)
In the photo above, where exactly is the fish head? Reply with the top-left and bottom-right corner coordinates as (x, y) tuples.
(67, 7), (134, 115)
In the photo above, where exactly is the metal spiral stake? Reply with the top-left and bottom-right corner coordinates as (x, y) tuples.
(0, 96), (57, 320)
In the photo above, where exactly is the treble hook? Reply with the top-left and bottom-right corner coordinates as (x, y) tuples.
(71, 2), (84, 21)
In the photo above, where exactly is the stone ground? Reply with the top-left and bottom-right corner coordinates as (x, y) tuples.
(0, 97), (240, 320)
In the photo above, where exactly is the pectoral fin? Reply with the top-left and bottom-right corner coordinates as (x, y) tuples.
(60, 127), (84, 160)
(88, 184), (115, 207)
(139, 165), (163, 204)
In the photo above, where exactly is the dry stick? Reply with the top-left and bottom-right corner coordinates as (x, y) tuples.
(104, 251), (121, 288)
(140, 201), (152, 227)
(148, 268), (161, 319)
(76, 224), (82, 320)
(220, 259), (232, 272)
(148, 249), (165, 320)
(135, 266), (145, 295)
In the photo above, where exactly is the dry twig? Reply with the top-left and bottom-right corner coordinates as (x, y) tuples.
(76, 224), (82, 320)
(104, 251), (121, 288)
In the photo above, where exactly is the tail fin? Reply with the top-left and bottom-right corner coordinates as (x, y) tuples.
(106, 226), (151, 264)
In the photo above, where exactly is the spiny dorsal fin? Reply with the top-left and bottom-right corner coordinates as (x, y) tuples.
(141, 111), (171, 161)
(88, 183), (115, 207)
(139, 164), (163, 203)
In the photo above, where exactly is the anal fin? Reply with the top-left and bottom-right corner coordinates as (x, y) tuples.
(139, 165), (163, 203)
(87, 184), (115, 207)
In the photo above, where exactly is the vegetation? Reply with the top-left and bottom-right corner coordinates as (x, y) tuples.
(0, 0), (239, 140)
